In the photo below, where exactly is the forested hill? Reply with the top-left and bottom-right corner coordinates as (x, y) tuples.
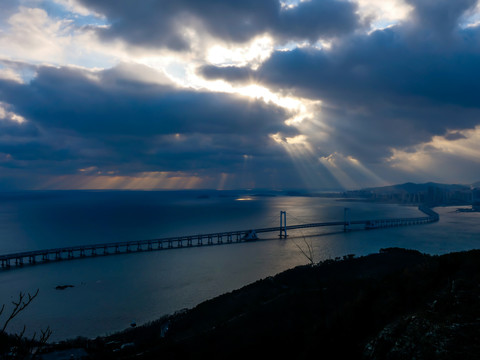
(46, 248), (480, 359)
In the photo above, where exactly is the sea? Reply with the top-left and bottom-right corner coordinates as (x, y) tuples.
(0, 190), (478, 341)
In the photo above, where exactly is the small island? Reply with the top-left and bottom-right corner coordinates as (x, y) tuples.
(55, 285), (74, 291)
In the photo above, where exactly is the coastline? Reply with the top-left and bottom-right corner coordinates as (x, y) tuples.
(0, 194), (478, 357)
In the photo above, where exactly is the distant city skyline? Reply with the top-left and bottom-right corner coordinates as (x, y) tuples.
(1, 0), (480, 190)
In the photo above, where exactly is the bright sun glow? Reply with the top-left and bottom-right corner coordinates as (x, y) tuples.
(235, 196), (254, 201)
(135, 55), (313, 123)
(188, 72), (313, 122)
(271, 132), (333, 189)
(207, 36), (274, 68)
(319, 152), (386, 189)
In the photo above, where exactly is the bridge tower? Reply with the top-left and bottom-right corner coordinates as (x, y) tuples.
(279, 211), (287, 238)
(344, 208), (351, 232)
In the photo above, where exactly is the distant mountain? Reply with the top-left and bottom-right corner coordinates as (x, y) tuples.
(363, 182), (470, 194)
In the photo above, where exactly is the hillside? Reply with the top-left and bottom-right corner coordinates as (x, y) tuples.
(41, 248), (480, 360)
(364, 182), (471, 193)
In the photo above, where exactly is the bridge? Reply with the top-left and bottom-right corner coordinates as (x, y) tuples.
(0, 206), (439, 269)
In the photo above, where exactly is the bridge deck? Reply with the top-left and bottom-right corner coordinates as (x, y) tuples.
(0, 206), (439, 269)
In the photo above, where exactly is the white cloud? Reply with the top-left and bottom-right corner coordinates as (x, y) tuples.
(460, 1), (480, 28)
(0, 102), (26, 123)
(0, 65), (23, 82)
(356, 0), (413, 29)
(0, 6), (119, 70)
(1, 7), (71, 62)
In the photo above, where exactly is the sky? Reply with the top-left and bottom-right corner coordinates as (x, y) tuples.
(1, 0), (480, 191)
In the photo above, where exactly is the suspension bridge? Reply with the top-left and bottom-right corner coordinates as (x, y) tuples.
(0, 206), (439, 269)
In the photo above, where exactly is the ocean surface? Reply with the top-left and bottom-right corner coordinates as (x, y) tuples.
(0, 190), (478, 341)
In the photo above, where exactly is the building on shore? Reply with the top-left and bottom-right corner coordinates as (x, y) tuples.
(472, 188), (480, 211)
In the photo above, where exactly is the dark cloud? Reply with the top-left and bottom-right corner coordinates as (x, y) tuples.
(199, 65), (254, 84)
(234, 0), (480, 163)
(0, 119), (39, 138)
(444, 131), (468, 141)
(0, 65), (292, 137)
(77, 0), (360, 50)
(406, 0), (478, 36)
(0, 64), (297, 179)
(0, 141), (74, 163)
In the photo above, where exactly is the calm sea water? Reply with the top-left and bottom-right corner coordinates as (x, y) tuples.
(0, 190), (478, 341)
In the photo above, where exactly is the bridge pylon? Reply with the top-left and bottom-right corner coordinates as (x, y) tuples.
(279, 211), (287, 238)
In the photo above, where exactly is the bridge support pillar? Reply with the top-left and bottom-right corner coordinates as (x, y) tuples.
(279, 211), (287, 238)
(344, 208), (351, 232)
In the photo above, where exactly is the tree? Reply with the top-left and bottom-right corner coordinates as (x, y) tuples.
(292, 236), (316, 266)
(0, 289), (52, 359)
